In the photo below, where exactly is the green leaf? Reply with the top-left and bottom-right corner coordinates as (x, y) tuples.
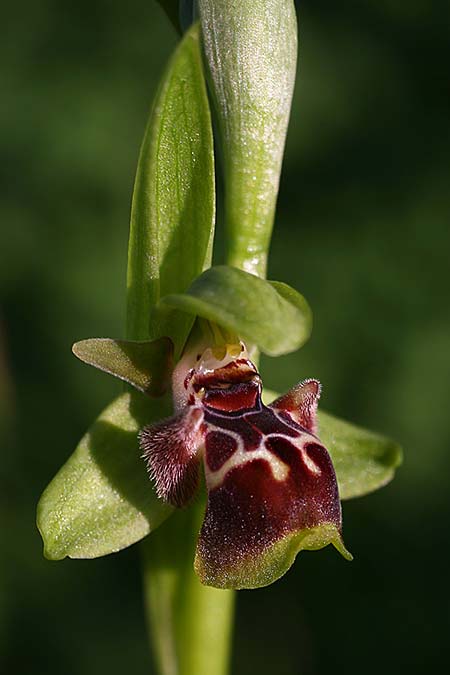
(126, 22), (215, 352)
(263, 388), (402, 499)
(198, 0), (297, 277)
(72, 337), (173, 396)
(317, 411), (403, 500)
(161, 265), (312, 356)
(37, 393), (173, 560)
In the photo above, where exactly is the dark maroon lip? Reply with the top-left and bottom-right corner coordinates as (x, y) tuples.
(140, 355), (343, 589)
(198, 413), (341, 582)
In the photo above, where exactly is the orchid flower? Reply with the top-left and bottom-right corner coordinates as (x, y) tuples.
(139, 331), (351, 589)
(58, 316), (353, 590)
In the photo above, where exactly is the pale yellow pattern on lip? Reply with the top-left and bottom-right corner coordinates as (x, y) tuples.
(300, 448), (321, 475)
(205, 425), (290, 489)
(205, 423), (324, 490)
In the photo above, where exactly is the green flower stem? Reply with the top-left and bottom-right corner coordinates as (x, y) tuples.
(142, 501), (235, 675)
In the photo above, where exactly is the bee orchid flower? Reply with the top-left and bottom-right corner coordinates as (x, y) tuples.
(139, 337), (351, 590)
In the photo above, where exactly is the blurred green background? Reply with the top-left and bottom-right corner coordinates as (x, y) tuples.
(1, 1), (449, 673)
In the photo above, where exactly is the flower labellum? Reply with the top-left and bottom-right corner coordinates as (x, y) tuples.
(139, 342), (351, 589)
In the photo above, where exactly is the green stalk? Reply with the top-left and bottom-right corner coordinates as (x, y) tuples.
(141, 503), (235, 675)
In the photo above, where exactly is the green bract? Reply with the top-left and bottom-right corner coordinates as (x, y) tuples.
(161, 265), (312, 356)
(198, 0), (297, 277)
(126, 22), (215, 353)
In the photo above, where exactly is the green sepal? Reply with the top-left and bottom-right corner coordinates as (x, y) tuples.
(195, 524), (352, 590)
(317, 411), (403, 500)
(161, 265), (312, 356)
(37, 392), (173, 560)
(72, 337), (173, 397)
(126, 22), (215, 356)
(263, 389), (402, 499)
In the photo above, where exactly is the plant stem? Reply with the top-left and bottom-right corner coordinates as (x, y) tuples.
(141, 501), (235, 675)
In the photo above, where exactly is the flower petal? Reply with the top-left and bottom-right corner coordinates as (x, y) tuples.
(270, 378), (321, 433)
(263, 388), (403, 500)
(195, 400), (351, 589)
(139, 407), (204, 507)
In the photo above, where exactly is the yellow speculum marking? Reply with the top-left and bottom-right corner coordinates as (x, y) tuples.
(205, 427), (290, 490)
(300, 448), (322, 475)
(205, 430), (323, 491)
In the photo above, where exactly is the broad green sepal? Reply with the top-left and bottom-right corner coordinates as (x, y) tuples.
(317, 411), (403, 500)
(195, 523), (351, 590)
(198, 0), (297, 277)
(126, 23), (215, 354)
(263, 389), (402, 499)
(161, 265), (312, 356)
(37, 393), (173, 560)
(72, 337), (173, 396)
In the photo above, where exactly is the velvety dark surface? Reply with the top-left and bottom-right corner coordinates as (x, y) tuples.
(1, 1), (449, 673)
(199, 389), (341, 585)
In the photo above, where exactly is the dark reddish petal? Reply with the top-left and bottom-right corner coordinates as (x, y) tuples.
(270, 378), (321, 433)
(139, 407), (203, 507)
(195, 420), (351, 589)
